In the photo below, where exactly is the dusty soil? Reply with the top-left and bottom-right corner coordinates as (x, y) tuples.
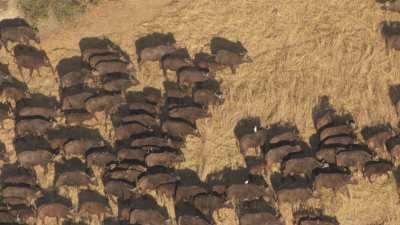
(0, 0), (20, 20)
(1, 0), (400, 224)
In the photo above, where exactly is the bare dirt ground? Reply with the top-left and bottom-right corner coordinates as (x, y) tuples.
(2, 0), (400, 224)
(0, 0), (20, 20)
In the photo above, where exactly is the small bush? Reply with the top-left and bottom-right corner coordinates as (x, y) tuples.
(17, 0), (101, 23)
(52, 1), (84, 22)
(52, 0), (102, 22)
(17, 0), (50, 24)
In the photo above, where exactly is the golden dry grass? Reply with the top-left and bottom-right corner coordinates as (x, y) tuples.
(2, 0), (400, 224)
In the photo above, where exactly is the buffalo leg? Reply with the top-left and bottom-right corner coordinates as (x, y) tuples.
(23, 37), (29, 45)
(230, 65), (237, 74)
(162, 68), (168, 80)
(17, 65), (26, 81)
(36, 68), (41, 77)
(138, 60), (142, 71)
(3, 41), (10, 53)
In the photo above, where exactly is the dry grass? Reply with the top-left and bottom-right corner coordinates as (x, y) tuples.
(2, 0), (400, 224)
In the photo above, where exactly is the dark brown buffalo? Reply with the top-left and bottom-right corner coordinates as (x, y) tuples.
(313, 172), (353, 192)
(192, 193), (226, 216)
(212, 185), (227, 195)
(165, 96), (196, 110)
(194, 53), (225, 73)
(0, 102), (12, 127)
(226, 183), (267, 202)
(9, 204), (35, 222)
(161, 118), (199, 138)
(137, 173), (179, 192)
(88, 52), (126, 68)
(156, 182), (177, 197)
(160, 53), (193, 77)
(164, 81), (191, 98)
(0, 210), (17, 223)
(319, 124), (353, 141)
(13, 44), (53, 78)
(117, 147), (147, 161)
(128, 101), (160, 114)
(55, 159), (92, 187)
(129, 135), (174, 150)
(276, 187), (313, 204)
(248, 162), (266, 176)
(269, 130), (300, 144)
(64, 109), (94, 126)
(143, 87), (162, 104)
(363, 161), (393, 180)
(265, 144), (303, 168)
(119, 113), (159, 127)
(321, 135), (354, 146)
(238, 126), (267, 155)
(297, 218), (339, 225)
(2, 185), (41, 202)
(17, 106), (56, 120)
(240, 212), (283, 225)
(168, 105), (210, 123)
(336, 150), (372, 169)
(175, 185), (208, 203)
(55, 171), (91, 187)
(81, 46), (119, 63)
(85, 147), (116, 168)
(61, 85), (95, 110)
(0, 25), (40, 51)
(92, 60), (131, 76)
(15, 118), (53, 137)
(115, 122), (154, 140)
(104, 179), (134, 200)
(381, 1), (400, 12)
(177, 66), (212, 87)
(138, 44), (176, 69)
(105, 161), (146, 183)
(102, 72), (138, 92)
(63, 138), (104, 157)
(379, 21), (400, 51)
(314, 109), (335, 131)
(84, 93), (124, 114)
(178, 215), (211, 225)
(315, 147), (338, 164)
(193, 87), (224, 107)
(145, 151), (185, 168)
(37, 203), (70, 219)
(213, 49), (252, 74)
(390, 144), (400, 163)
(130, 209), (168, 225)
(3, 197), (30, 206)
(366, 130), (395, 153)
(78, 190), (111, 218)
(0, 81), (28, 102)
(14, 136), (54, 167)
(1, 165), (37, 186)
(15, 94), (58, 118)
(282, 157), (320, 177)
(60, 69), (90, 88)
(46, 127), (82, 149)
(17, 150), (53, 168)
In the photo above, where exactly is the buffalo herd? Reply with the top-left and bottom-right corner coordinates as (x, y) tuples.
(0, 3), (398, 224)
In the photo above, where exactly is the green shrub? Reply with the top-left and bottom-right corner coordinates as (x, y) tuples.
(52, 1), (84, 22)
(17, 0), (50, 24)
